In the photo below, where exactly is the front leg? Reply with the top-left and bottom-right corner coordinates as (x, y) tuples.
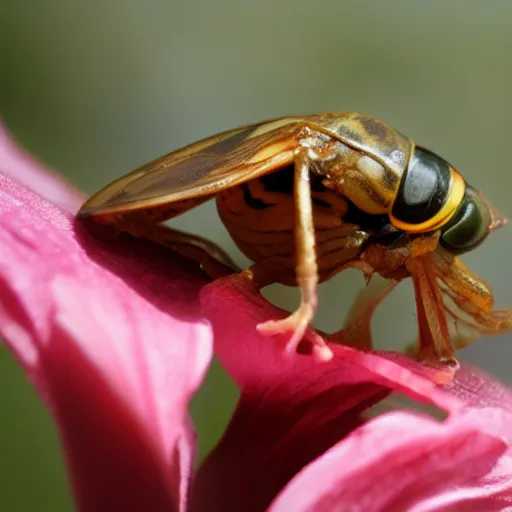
(256, 151), (327, 357)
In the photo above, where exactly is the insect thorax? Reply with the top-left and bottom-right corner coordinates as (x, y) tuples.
(308, 139), (402, 218)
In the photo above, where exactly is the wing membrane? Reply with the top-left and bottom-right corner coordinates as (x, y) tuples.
(80, 118), (304, 216)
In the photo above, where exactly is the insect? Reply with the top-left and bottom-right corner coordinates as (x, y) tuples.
(78, 112), (512, 363)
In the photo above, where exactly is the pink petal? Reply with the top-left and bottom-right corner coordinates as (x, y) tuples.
(200, 277), (462, 401)
(443, 363), (512, 412)
(0, 122), (85, 212)
(0, 173), (212, 511)
(193, 277), (478, 511)
(268, 409), (512, 512)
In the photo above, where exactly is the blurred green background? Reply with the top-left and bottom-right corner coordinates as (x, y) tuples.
(1, 0), (512, 509)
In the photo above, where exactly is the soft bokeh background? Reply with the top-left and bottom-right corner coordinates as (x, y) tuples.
(1, 0), (511, 509)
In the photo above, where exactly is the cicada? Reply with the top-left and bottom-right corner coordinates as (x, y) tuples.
(78, 112), (512, 363)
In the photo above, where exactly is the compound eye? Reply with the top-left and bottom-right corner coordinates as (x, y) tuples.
(441, 186), (491, 254)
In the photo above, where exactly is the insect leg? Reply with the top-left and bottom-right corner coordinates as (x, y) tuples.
(256, 151), (327, 357)
(141, 224), (241, 279)
(411, 249), (512, 360)
(95, 204), (240, 279)
(324, 277), (398, 350)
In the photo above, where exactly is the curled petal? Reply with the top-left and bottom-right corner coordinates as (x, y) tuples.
(269, 409), (511, 512)
(0, 174), (212, 511)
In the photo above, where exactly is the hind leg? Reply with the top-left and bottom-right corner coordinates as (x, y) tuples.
(139, 224), (240, 279)
(92, 203), (240, 279)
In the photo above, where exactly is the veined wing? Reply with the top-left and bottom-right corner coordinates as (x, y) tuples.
(79, 117), (307, 217)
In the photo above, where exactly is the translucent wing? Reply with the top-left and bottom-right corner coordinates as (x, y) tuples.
(79, 117), (305, 217)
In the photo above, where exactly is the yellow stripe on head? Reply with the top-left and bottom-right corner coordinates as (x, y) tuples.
(390, 169), (466, 233)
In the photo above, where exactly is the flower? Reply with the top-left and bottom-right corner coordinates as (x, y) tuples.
(1, 123), (511, 511)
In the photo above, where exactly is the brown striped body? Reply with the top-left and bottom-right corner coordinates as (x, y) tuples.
(217, 167), (369, 285)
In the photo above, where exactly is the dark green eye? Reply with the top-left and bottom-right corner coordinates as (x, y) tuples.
(441, 186), (491, 254)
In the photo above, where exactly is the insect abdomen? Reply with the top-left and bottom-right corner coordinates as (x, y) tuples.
(217, 168), (369, 284)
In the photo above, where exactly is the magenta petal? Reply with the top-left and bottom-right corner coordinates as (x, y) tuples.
(444, 363), (512, 412)
(0, 122), (85, 212)
(0, 174), (212, 511)
(200, 277), (461, 405)
(268, 409), (512, 512)
(193, 277), (473, 511)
